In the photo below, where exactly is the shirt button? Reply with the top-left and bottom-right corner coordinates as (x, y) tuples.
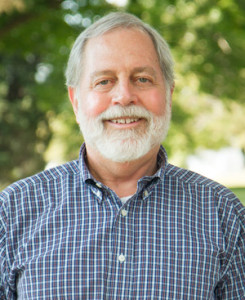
(144, 190), (149, 197)
(118, 254), (126, 263)
(121, 209), (128, 217)
(96, 183), (102, 188)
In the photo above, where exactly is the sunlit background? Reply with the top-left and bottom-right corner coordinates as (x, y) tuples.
(0, 0), (244, 201)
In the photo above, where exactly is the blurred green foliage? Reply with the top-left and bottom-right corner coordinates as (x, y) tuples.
(0, 0), (245, 188)
(231, 187), (245, 206)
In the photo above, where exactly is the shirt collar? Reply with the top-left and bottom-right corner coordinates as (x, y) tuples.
(79, 143), (94, 183)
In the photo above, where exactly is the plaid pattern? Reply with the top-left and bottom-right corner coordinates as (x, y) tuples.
(0, 144), (245, 299)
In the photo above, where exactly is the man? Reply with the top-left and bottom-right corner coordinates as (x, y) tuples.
(0, 12), (244, 299)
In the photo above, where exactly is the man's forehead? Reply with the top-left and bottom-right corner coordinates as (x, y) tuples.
(84, 27), (152, 51)
(80, 27), (163, 82)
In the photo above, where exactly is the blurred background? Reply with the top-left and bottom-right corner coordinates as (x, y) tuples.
(0, 0), (244, 202)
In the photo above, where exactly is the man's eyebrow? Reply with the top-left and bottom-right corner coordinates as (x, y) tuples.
(132, 66), (158, 78)
(90, 66), (158, 80)
(90, 70), (114, 80)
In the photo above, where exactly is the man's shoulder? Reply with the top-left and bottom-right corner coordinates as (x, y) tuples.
(165, 163), (215, 185)
(165, 163), (237, 199)
(165, 163), (245, 220)
(0, 160), (80, 200)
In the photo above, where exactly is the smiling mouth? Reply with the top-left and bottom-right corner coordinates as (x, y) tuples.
(109, 118), (141, 124)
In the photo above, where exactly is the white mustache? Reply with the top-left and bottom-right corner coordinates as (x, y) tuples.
(97, 105), (152, 121)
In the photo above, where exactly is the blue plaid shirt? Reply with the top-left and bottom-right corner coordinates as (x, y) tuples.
(1, 144), (245, 299)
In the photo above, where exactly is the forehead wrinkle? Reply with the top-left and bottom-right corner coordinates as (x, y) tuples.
(90, 66), (158, 80)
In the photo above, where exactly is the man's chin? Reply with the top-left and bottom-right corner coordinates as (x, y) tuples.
(90, 138), (153, 163)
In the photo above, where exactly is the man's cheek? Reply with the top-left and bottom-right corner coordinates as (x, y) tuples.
(82, 94), (109, 118)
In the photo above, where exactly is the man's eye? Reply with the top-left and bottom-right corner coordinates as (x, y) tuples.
(99, 79), (110, 85)
(137, 77), (151, 83)
(94, 78), (114, 90)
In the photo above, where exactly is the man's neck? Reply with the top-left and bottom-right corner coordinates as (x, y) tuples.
(85, 144), (160, 198)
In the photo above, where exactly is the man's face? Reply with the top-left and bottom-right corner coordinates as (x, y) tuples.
(69, 28), (172, 162)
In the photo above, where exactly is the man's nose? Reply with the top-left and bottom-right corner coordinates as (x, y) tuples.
(111, 80), (138, 106)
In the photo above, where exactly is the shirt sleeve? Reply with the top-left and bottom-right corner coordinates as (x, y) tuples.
(0, 192), (16, 300)
(215, 195), (245, 299)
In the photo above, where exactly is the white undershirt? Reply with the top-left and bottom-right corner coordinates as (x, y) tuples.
(120, 195), (132, 204)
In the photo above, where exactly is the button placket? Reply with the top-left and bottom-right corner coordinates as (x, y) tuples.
(117, 207), (129, 265)
(106, 202), (134, 298)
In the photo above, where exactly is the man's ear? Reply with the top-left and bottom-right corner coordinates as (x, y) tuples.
(169, 82), (175, 109)
(68, 87), (80, 124)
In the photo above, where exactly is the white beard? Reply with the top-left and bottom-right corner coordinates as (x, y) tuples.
(77, 99), (171, 163)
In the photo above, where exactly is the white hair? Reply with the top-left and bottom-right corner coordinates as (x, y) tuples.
(65, 11), (175, 102)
